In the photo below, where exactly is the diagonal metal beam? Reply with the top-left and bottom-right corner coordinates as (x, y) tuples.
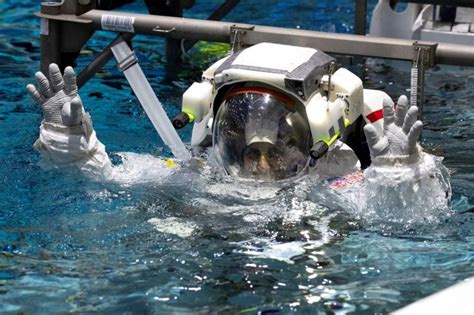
(77, 32), (135, 88)
(183, 0), (240, 52)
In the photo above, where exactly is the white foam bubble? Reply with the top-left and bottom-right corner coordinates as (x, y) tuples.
(236, 239), (307, 264)
(148, 217), (197, 238)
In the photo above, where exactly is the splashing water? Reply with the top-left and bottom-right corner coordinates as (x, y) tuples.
(76, 144), (455, 241)
(73, 147), (455, 271)
(105, 152), (179, 185)
(2, 0), (473, 313)
(335, 153), (453, 233)
(78, 150), (345, 264)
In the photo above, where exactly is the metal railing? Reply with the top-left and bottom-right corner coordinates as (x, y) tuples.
(36, 0), (474, 116)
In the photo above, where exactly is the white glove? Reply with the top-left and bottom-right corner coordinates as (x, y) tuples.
(361, 96), (451, 224)
(26, 63), (110, 173)
(27, 64), (85, 126)
(363, 95), (423, 165)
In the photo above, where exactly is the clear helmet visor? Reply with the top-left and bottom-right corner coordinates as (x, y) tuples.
(213, 87), (312, 181)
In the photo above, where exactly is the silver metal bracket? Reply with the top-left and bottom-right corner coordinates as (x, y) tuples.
(410, 41), (437, 118)
(152, 26), (176, 34)
(319, 62), (336, 98)
(230, 25), (255, 53)
(319, 75), (334, 93)
(319, 81), (334, 92)
(327, 61), (336, 98)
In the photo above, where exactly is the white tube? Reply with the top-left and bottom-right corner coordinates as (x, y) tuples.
(111, 41), (191, 160)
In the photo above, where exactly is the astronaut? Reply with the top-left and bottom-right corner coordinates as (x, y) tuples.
(27, 43), (427, 186)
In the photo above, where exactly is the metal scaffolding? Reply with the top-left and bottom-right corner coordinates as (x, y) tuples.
(36, 0), (474, 116)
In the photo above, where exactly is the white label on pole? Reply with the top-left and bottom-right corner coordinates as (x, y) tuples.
(101, 15), (135, 33)
(40, 18), (49, 36)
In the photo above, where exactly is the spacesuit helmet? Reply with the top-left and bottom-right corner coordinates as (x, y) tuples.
(212, 85), (312, 181)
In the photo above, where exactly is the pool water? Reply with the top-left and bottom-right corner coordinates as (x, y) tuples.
(1, 0), (473, 313)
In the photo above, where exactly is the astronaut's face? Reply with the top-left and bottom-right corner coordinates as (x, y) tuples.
(241, 141), (308, 181)
(242, 142), (281, 180)
(213, 86), (312, 181)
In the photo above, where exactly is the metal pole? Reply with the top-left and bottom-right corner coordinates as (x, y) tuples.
(410, 42), (437, 118)
(40, 3), (63, 75)
(35, 9), (473, 67)
(436, 43), (474, 66)
(355, 0), (367, 36)
(242, 26), (414, 60)
(80, 10), (232, 41)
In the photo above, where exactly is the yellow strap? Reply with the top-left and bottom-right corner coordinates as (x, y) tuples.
(182, 110), (195, 122)
(317, 119), (350, 146)
(163, 159), (179, 168)
(317, 130), (341, 146)
(163, 158), (206, 168)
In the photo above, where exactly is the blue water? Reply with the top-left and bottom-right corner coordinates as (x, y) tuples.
(1, 0), (473, 314)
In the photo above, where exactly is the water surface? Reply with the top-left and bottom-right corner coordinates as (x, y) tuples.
(0, 1), (473, 314)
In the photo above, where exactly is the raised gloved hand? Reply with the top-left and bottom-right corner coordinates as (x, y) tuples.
(361, 96), (451, 219)
(27, 64), (86, 126)
(363, 95), (423, 165)
(26, 63), (109, 171)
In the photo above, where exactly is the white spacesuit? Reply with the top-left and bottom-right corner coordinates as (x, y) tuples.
(26, 43), (436, 190)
